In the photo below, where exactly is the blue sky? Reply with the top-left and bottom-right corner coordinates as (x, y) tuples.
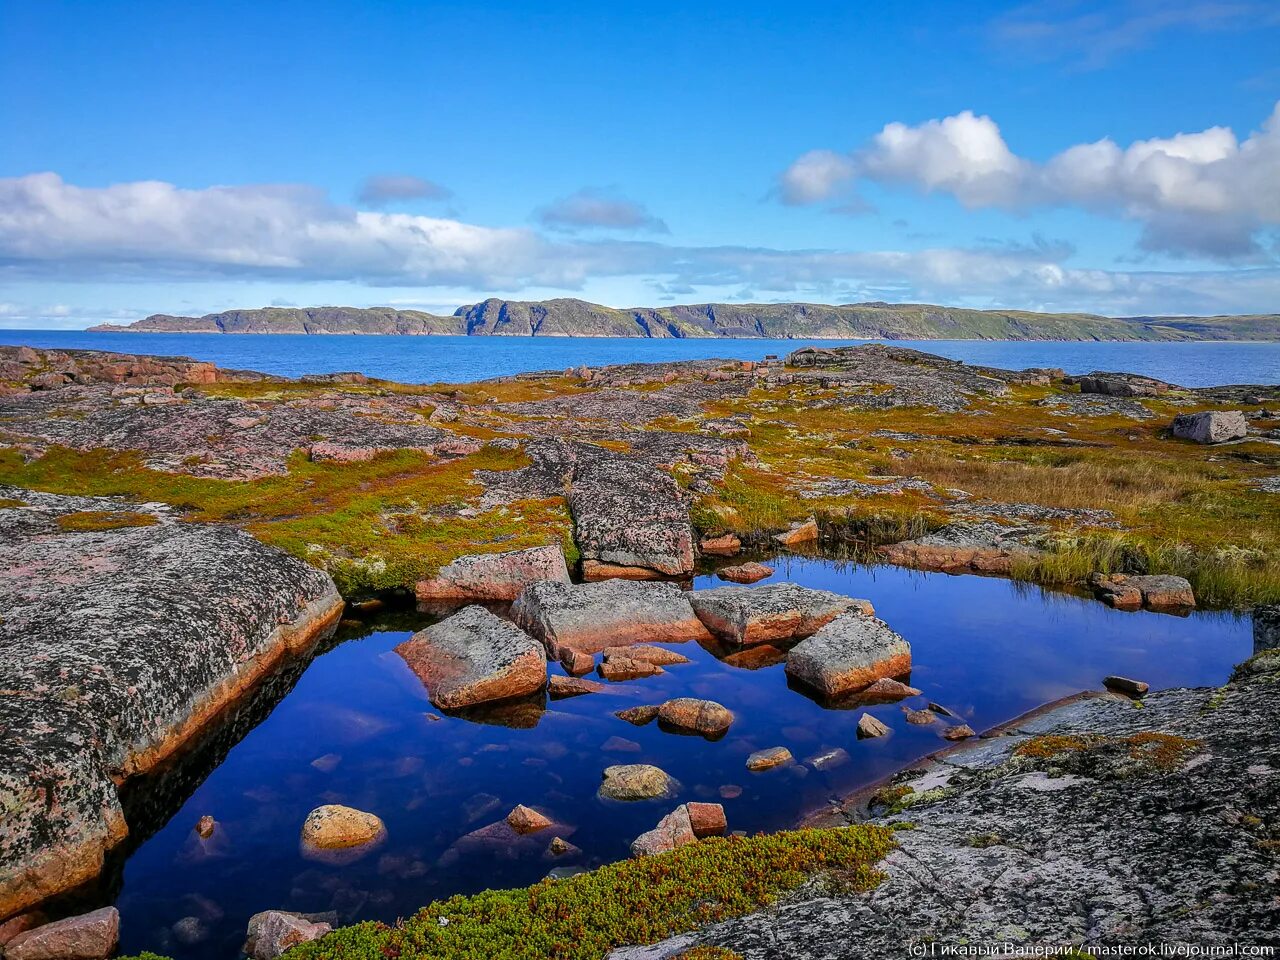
(1, 0), (1278, 327)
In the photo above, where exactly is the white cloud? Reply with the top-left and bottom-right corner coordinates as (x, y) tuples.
(536, 189), (668, 233)
(779, 101), (1280, 260)
(778, 150), (858, 205)
(0, 171), (1278, 318)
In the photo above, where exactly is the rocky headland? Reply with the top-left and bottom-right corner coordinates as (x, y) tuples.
(88, 298), (1280, 341)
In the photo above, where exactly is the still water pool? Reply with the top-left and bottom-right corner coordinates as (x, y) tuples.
(112, 558), (1251, 958)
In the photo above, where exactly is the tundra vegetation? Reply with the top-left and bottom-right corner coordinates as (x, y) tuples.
(1, 343), (1278, 604)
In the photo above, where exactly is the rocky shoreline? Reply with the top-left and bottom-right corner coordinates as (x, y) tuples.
(614, 631), (1280, 957)
(0, 488), (343, 921)
(1, 341), (1279, 956)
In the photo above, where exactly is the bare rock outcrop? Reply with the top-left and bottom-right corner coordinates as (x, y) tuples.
(1170, 410), (1248, 444)
(1088, 573), (1195, 611)
(785, 613), (913, 698)
(394, 605), (547, 710)
(689, 583), (871, 647)
(413, 545), (570, 602)
(512, 579), (711, 656)
(0, 490), (342, 921)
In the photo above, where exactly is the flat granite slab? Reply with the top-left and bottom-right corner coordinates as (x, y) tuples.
(0, 487), (343, 921)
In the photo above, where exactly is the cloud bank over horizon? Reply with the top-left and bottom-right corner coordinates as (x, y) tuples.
(2, 101), (1279, 327)
(780, 101), (1280, 263)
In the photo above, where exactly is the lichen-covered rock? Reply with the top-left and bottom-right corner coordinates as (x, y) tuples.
(657, 698), (735, 738)
(630, 806), (697, 857)
(512, 579), (710, 656)
(1089, 573), (1195, 611)
(878, 520), (1041, 575)
(570, 456), (695, 578)
(414, 545), (571, 602)
(654, 653), (1280, 956)
(689, 583), (871, 647)
(245, 911), (332, 960)
(394, 605), (547, 710)
(785, 613), (913, 698)
(4, 907), (119, 960)
(599, 764), (679, 801)
(0, 490), (342, 920)
(1170, 410), (1248, 444)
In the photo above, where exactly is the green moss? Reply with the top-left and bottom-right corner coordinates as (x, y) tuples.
(0, 497), (26, 509)
(0, 445), (572, 596)
(54, 510), (159, 532)
(279, 827), (893, 960)
(968, 832), (1003, 848)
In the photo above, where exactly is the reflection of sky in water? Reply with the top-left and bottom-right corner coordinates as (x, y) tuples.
(114, 559), (1251, 959)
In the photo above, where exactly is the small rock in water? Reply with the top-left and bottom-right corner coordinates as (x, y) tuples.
(700, 533), (742, 556)
(686, 802), (728, 837)
(546, 836), (581, 858)
(599, 764), (679, 801)
(806, 747), (851, 771)
(716, 562), (774, 584)
(548, 674), (605, 699)
(857, 713), (891, 739)
(657, 697), (734, 738)
(195, 815), (217, 839)
(615, 704), (660, 726)
(1104, 675), (1150, 697)
(746, 746), (793, 771)
(300, 804), (386, 850)
(903, 707), (936, 725)
(928, 702), (957, 718)
(245, 911), (332, 960)
(719, 784), (744, 799)
(774, 518), (819, 546)
(171, 916), (209, 946)
(602, 644), (691, 666)
(859, 677), (922, 701)
(506, 804), (554, 835)
(631, 805), (697, 857)
(599, 656), (664, 681)
(5, 908), (119, 960)
(559, 648), (595, 676)
(602, 735), (642, 753)
(310, 753), (342, 773)
(941, 724), (976, 741)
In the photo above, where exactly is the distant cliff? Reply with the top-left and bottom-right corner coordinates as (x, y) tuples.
(88, 298), (1280, 341)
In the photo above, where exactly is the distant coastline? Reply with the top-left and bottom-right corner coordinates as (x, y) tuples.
(88, 297), (1280, 342)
